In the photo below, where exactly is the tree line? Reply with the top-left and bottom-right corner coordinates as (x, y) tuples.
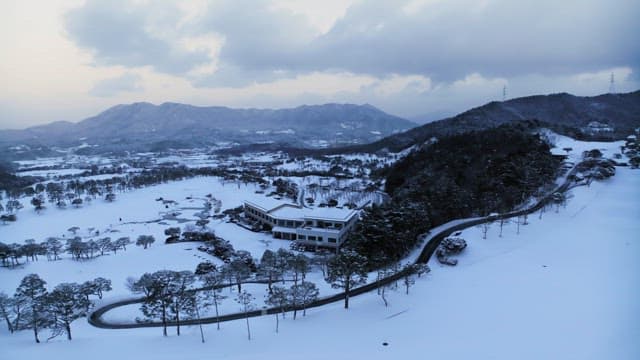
(0, 234), (156, 268)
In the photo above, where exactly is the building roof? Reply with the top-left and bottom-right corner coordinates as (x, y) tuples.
(269, 204), (357, 222)
(245, 197), (296, 212)
(245, 198), (358, 222)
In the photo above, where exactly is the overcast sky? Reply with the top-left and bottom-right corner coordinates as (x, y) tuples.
(1, 0), (638, 129)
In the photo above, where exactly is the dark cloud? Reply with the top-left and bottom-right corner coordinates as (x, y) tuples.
(65, 0), (211, 75)
(64, 0), (640, 86)
(89, 72), (142, 97)
(207, 0), (640, 82)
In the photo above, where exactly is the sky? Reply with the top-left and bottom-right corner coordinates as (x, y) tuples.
(1, 0), (639, 129)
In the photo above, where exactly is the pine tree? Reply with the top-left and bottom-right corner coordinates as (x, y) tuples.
(289, 253), (310, 287)
(130, 271), (173, 336)
(167, 271), (196, 336)
(291, 281), (319, 317)
(327, 249), (368, 309)
(135, 235), (155, 249)
(265, 285), (289, 333)
(235, 290), (255, 340)
(46, 283), (90, 340)
(258, 250), (281, 293)
(14, 274), (49, 343)
(0, 292), (15, 333)
(200, 269), (226, 330)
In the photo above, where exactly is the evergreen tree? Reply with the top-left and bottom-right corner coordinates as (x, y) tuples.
(0, 292), (15, 333)
(258, 249), (281, 293)
(235, 290), (255, 340)
(265, 285), (289, 333)
(327, 250), (368, 309)
(14, 274), (49, 343)
(200, 269), (226, 330)
(167, 271), (196, 336)
(229, 258), (251, 293)
(44, 237), (63, 261)
(136, 235), (155, 249)
(46, 283), (90, 340)
(291, 281), (319, 317)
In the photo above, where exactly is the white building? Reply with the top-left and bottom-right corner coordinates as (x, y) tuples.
(244, 198), (359, 248)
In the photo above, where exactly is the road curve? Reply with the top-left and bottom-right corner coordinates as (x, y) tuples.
(89, 165), (580, 330)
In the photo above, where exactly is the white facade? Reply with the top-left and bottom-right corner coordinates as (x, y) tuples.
(243, 199), (359, 248)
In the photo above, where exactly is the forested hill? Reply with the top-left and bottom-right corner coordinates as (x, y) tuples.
(329, 90), (640, 154)
(346, 123), (562, 268)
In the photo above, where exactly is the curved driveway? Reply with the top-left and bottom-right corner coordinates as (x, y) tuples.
(89, 165), (580, 330)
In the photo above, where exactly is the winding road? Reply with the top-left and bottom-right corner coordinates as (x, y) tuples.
(89, 165), (581, 330)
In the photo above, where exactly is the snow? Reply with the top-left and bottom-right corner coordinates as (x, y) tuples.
(1, 139), (638, 359)
(269, 204), (356, 221)
(16, 168), (87, 177)
(546, 130), (625, 162)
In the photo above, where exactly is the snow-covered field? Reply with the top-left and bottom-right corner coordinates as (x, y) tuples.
(1, 141), (638, 359)
(0, 177), (300, 295)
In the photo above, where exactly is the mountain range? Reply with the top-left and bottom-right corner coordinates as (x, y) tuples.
(1, 90), (638, 158)
(0, 103), (414, 152)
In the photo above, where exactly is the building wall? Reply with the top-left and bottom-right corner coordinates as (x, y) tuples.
(243, 202), (360, 248)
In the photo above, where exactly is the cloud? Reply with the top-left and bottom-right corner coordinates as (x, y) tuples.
(64, 0), (212, 75)
(63, 0), (640, 88)
(89, 72), (143, 97)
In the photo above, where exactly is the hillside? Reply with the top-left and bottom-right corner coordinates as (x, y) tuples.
(329, 90), (640, 154)
(0, 103), (415, 151)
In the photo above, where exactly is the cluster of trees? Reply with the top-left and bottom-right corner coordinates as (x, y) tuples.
(270, 178), (299, 201)
(0, 199), (23, 223)
(128, 270), (199, 336)
(1, 163), (270, 213)
(0, 164), (42, 199)
(0, 274), (111, 342)
(347, 124), (561, 268)
(127, 248), (328, 337)
(0, 234), (151, 267)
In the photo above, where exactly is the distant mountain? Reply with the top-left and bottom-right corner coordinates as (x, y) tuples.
(0, 103), (415, 152)
(330, 91), (640, 154)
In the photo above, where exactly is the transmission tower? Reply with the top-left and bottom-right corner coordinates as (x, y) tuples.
(502, 85), (507, 101)
(609, 72), (616, 94)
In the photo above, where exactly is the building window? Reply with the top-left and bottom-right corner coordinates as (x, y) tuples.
(317, 237), (323, 242)
(308, 236), (317, 241)
(328, 238), (337, 243)
(298, 235), (306, 240)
